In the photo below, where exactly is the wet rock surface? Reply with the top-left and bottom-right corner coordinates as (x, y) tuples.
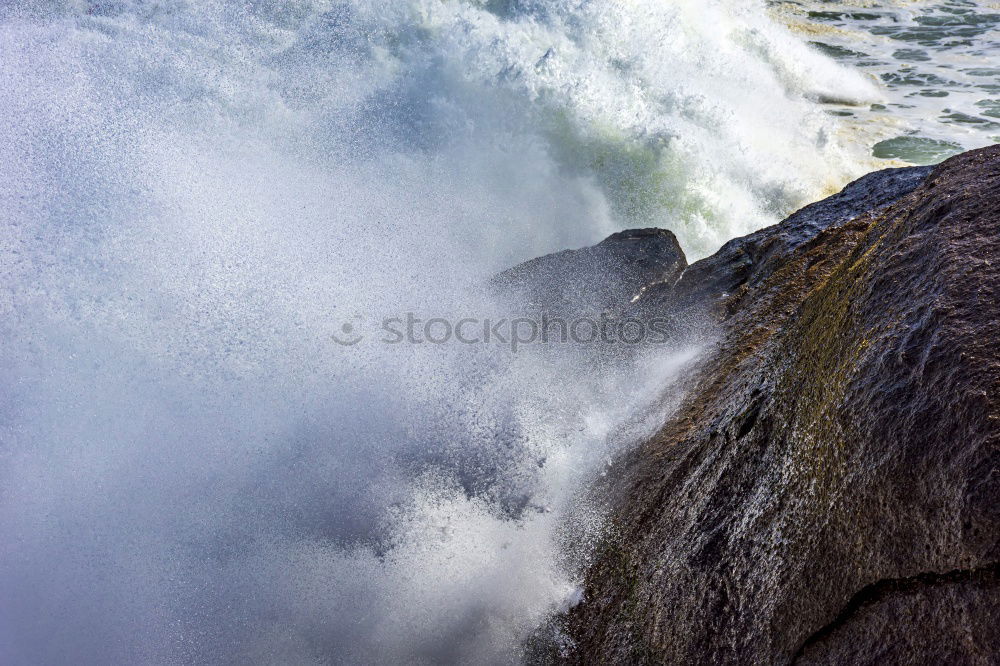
(526, 146), (1000, 664)
(493, 228), (686, 316)
(631, 164), (933, 323)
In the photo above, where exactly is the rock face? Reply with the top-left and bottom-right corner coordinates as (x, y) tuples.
(630, 164), (933, 324)
(528, 146), (1000, 663)
(493, 228), (686, 315)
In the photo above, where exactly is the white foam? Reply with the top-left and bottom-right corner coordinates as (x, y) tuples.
(0, 1), (873, 663)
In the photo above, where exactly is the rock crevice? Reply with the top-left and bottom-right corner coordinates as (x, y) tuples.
(792, 562), (1000, 664)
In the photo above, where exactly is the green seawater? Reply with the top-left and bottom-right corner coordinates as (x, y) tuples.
(872, 136), (964, 164)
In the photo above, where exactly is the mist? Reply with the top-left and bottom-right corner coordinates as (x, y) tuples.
(0, 1), (874, 663)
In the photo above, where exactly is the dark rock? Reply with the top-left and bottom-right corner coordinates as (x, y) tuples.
(794, 563), (1000, 664)
(630, 164), (934, 329)
(546, 146), (1000, 664)
(492, 228), (687, 316)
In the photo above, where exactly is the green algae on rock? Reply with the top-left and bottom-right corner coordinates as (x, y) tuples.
(516, 146), (999, 664)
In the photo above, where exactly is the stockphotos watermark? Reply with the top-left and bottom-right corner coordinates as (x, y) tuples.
(331, 312), (674, 352)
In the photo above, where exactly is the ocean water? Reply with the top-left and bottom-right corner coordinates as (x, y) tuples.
(778, 0), (1000, 164)
(0, 1), (994, 664)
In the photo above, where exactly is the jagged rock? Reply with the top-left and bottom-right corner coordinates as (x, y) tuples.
(549, 146), (1000, 664)
(492, 228), (686, 316)
(630, 164), (934, 331)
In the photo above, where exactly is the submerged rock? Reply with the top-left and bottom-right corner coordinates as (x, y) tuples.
(526, 146), (1000, 663)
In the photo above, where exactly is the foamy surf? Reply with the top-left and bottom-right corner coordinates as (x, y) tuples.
(0, 1), (921, 664)
(777, 0), (1000, 165)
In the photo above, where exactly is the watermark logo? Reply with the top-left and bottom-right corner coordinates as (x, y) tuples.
(331, 320), (364, 346)
(332, 312), (673, 352)
(330, 314), (366, 346)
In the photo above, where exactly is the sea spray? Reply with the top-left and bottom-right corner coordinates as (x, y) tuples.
(1, 1), (875, 663)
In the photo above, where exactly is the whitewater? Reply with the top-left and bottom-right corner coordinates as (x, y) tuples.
(0, 0), (986, 663)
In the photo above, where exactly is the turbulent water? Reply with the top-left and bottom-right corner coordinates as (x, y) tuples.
(0, 1), (994, 664)
(779, 0), (1000, 164)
